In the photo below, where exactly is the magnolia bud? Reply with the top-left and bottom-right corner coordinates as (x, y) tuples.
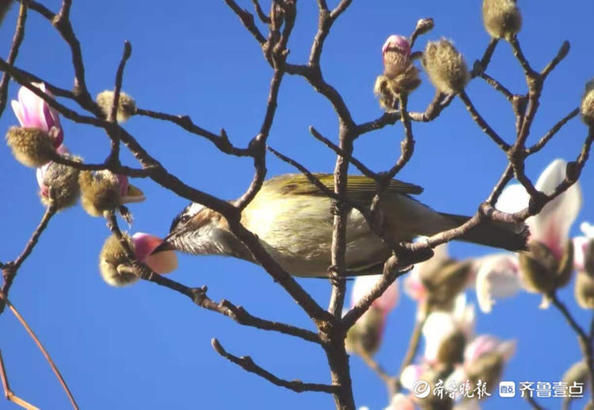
(482, 0), (522, 40)
(79, 170), (144, 217)
(465, 351), (504, 394)
(382, 35), (411, 78)
(37, 155), (82, 210)
(96, 90), (137, 123)
(422, 39), (469, 95)
(414, 18), (434, 37)
(581, 79), (594, 126)
(345, 307), (384, 356)
(5, 127), (55, 167)
(426, 260), (473, 308)
(99, 234), (139, 287)
(562, 360), (590, 389)
(575, 272), (594, 309)
(519, 240), (573, 295)
(436, 330), (466, 366)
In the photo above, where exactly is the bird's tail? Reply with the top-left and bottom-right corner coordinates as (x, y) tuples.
(438, 213), (529, 252)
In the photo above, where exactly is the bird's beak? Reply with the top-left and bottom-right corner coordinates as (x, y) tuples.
(150, 235), (176, 255)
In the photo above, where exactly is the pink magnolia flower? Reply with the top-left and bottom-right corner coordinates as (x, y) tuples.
(382, 34), (411, 78)
(118, 174), (145, 203)
(36, 145), (70, 198)
(497, 159), (582, 260)
(473, 253), (521, 313)
(574, 221), (594, 272)
(11, 83), (63, 147)
(446, 334), (516, 395)
(422, 295), (475, 364)
(464, 335), (516, 364)
(476, 159), (582, 309)
(132, 232), (178, 274)
(404, 244), (449, 304)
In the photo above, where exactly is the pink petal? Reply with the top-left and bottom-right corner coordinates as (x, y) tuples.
(574, 236), (589, 272)
(117, 174), (129, 197)
(382, 35), (411, 55)
(422, 311), (456, 362)
(475, 254), (521, 313)
(132, 232), (178, 274)
(403, 269), (427, 302)
(532, 159), (582, 256)
(464, 335), (499, 363)
(496, 183), (529, 214)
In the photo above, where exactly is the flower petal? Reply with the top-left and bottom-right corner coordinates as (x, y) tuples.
(496, 183), (529, 213)
(475, 254), (521, 313)
(531, 159), (582, 253)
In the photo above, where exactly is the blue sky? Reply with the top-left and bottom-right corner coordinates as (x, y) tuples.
(0, 1), (593, 409)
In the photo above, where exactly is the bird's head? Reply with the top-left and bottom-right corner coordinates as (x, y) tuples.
(157, 202), (252, 260)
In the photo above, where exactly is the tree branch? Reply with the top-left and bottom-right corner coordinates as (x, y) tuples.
(211, 338), (337, 394)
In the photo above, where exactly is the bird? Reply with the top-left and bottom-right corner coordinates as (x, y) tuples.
(160, 173), (527, 278)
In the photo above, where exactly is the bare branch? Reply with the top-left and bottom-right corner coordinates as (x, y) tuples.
(542, 41), (570, 79)
(251, 0), (270, 24)
(223, 0), (266, 44)
(310, 126), (376, 178)
(0, 0), (28, 116)
(0, 350), (39, 410)
(550, 293), (594, 399)
(0, 295), (78, 409)
(211, 338), (337, 394)
(459, 90), (510, 151)
(0, 204), (56, 313)
(526, 108), (579, 155)
(479, 72), (514, 102)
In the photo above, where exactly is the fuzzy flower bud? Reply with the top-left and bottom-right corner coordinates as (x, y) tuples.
(345, 307), (385, 356)
(374, 35), (421, 111)
(414, 18), (434, 37)
(96, 90), (137, 123)
(99, 232), (178, 287)
(346, 275), (399, 356)
(11, 83), (63, 147)
(382, 35), (411, 78)
(5, 126), (55, 167)
(79, 170), (145, 217)
(422, 39), (469, 94)
(36, 152), (81, 210)
(482, 0), (522, 40)
(562, 361), (590, 390)
(575, 272), (594, 309)
(580, 79), (594, 126)
(99, 233), (139, 286)
(519, 239), (574, 295)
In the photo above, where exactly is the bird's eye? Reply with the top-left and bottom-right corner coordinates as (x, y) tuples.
(180, 214), (190, 224)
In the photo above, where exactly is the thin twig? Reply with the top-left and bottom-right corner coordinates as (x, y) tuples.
(550, 293), (594, 399)
(459, 90), (510, 151)
(1, 295), (78, 409)
(395, 304), (427, 392)
(0, 0), (28, 116)
(0, 204), (56, 313)
(526, 108), (580, 155)
(0, 350), (39, 410)
(211, 338), (337, 394)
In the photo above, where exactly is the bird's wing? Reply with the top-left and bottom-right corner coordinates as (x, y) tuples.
(268, 173), (423, 201)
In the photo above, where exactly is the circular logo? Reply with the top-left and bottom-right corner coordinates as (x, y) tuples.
(413, 380), (431, 398)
